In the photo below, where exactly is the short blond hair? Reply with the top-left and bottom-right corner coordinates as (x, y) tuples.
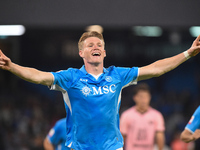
(78, 31), (105, 50)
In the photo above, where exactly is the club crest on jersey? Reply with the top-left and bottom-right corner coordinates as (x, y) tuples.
(105, 76), (112, 82)
(188, 116), (194, 124)
(81, 86), (91, 96)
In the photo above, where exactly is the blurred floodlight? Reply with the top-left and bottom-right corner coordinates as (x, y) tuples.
(132, 26), (162, 37)
(189, 26), (200, 37)
(0, 25), (25, 36)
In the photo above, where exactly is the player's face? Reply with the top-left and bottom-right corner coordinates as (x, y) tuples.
(79, 37), (106, 65)
(133, 90), (151, 110)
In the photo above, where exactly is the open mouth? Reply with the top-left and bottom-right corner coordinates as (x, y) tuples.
(92, 52), (101, 56)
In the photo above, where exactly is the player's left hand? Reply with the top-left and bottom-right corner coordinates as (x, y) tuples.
(188, 35), (200, 57)
(193, 129), (200, 141)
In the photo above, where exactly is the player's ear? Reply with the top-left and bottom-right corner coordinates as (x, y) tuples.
(104, 49), (106, 57)
(79, 50), (84, 58)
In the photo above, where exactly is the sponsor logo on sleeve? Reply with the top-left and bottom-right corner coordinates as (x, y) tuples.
(48, 129), (55, 137)
(188, 116), (194, 124)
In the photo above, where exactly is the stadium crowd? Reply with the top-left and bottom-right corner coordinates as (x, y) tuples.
(1, 29), (200, 150)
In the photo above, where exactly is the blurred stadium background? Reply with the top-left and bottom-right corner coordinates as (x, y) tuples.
(0, 0), (200, 149)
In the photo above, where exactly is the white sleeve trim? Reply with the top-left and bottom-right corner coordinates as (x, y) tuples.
(49, 72), (55, 90)
(185, 127), (194, 134)
(122, 68), (138, 89)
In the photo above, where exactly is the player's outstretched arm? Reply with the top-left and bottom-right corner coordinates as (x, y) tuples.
(138, 35), (200, 81)
(0, 49), (53, 86)
(180, 129), (200, 143)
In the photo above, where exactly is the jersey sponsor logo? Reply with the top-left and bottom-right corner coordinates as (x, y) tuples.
(188, 116), (194, 124)
(81, 84), (116, 96)
(105, 76), (112, 82)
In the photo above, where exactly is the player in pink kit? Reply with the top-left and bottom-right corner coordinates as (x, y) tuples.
(120, 83), (165, 150)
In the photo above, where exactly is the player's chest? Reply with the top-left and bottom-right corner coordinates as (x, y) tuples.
(131, 115), (155, 128)
(70, 76), (121, 97)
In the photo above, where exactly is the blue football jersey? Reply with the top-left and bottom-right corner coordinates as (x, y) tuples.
(185, 106), (200, 133)
(50, 65), (138, 150)
(47, 118), (70, 150)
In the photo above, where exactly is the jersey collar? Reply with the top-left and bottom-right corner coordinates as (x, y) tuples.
(79, 65), (108, 75)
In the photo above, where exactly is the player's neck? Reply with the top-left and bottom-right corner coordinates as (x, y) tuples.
(135, 106), (149, 114)
(84, 62), (104, 75)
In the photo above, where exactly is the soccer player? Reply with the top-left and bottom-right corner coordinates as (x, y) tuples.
(0, 31), (200, 150)
(180, 106), (200, 143)
(44, 118), (70, 150)
(120, 83), (165, 150)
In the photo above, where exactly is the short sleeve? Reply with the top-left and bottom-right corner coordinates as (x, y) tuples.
(120, 111), (130, 135)
(115, 67), (139, 87)
(47, 122), (62, 145)
(50, 69), (73, 92)
(185, 106), (200, 133)
(155, 111), (165, 132)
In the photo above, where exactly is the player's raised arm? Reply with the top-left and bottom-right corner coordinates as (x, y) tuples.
(138, 35), (200, 81)
(0, 49), (54, 86)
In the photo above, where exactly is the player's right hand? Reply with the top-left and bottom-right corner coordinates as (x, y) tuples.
(0, 49), (12, 71)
